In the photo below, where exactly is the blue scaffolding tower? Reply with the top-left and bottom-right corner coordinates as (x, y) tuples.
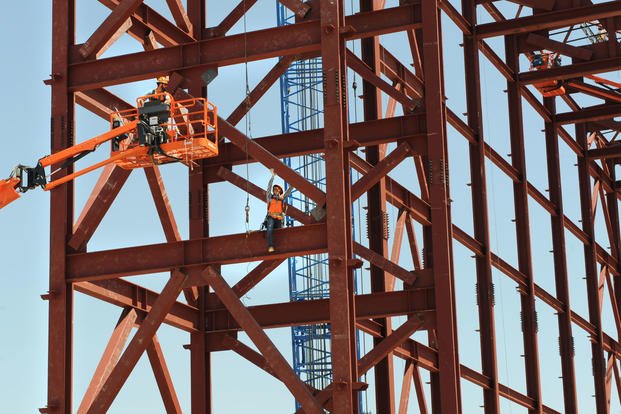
(277, 3), (367, 412)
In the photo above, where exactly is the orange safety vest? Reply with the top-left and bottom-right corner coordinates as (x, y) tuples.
(268, 196), (284, 219)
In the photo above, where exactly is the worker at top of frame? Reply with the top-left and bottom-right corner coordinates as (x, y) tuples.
(149, 75), (172, 104)
(265, 168), (294, 253)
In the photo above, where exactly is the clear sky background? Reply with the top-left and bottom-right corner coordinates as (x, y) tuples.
(0, 1), (619, 413)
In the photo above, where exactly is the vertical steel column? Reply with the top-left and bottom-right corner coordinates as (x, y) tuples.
(576, 123), (608, 412)
(505, 35), (543, 413)
(359, 0), (395, 412)
(320, 0), (358, 412)
(543, 96), (578, 413)
(462, 1), (500, 411)
(187, 1), (211, 413)
(420, 1), (462, 412)
(47, 1), (75, 412)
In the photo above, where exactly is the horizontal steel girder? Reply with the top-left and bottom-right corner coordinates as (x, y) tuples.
(204, 112), (427, 167)
(75, 278), (435, 334)
(68, 223), (328, 281)
(68, 5), (423, 90)
(476, 1), (621, 38)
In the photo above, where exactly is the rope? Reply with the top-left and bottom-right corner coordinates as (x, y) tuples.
(481, 57), (514, 414)
(243, 0), (252, 233)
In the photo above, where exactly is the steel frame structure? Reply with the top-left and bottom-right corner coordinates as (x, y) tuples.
(41, 0), (621, 413)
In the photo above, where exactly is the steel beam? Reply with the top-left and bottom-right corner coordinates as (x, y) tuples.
(218, 119), (327, 206)
(98, 0), (194, 46)
(205, 113), (427, 168)
(421, 1), (462, 411)
(543, 96), (578, 412)
(476, 1), (621, 38)
(555, 103), (621, 126)
(215, 167), (312, 225)
(67, 224), (327, 281)
(320, 0), (358, 411)
(46, 1), (75, 412)
(164, 0), (192, 33)
(207, 0), (258, 38)
(68, 5), (423, 90)
(358, 317), (425, 375)
(202, 266), (324, 413)
(577, 122), (609, 412)
(74, 279), (198, 332)
(78, 0), (143, 59)
(69, 165), (132, 251)
(87, 271), (188, 413)
(505, 35), (543, 412)
(146, 335), (183, 414)
(76, 308), (137, 414)
(462, 0), (500, 410)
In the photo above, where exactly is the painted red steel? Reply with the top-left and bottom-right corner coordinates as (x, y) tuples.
(40, 0), (621, 413)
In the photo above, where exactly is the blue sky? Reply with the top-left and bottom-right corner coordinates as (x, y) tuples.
(0, 1), (619, 413)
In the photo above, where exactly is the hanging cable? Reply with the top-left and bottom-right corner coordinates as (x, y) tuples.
(242, 0), (252, 233)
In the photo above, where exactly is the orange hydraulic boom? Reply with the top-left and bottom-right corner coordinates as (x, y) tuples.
(0, 92), (218, 209)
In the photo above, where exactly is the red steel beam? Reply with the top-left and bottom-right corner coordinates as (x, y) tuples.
(220, 334), (281, 381)
(462, 0), (501, 410)
(231, 259), (286, 298)
(144, 167), (181, 242)
(350, 142), (412, 201)
(577, 123), (609, 412)
(87, 271), (188, 413)
(519, 56), (621, 84)
(506, 36), (543, 410)
(524, 33), (594, 60)
(46, 0), (75, 412)
(76, 308), (137, 414)
(98, 0), (194, 46)
(218, 118), (327, 206)
(207, 0), (258, 38)
(204, 113), (427, 168)
(78, 0), (143, 59)
(215, 166), (313, 225)
(555, 103), (621, 125)
(476, 1), (621, 38)
(278, 0), (311, 18)
(67, 224), (327, 281)
(69, 5), (420, 91)
(358, 317), (425, 375)
(164, 0), (192, 33)
(74, 279), (197, 332)
(69, 165), (132, 251)
(566, 81), (621, 104)
(346, 48), (417, 111)
(353, 242), (420, 286)
(226, 55), (297, 126)
(202, 266), (324, 413)
(68, 5), (423, 90)
(146, 335), (183, 414)
(543, 96), (579, 412)
(320, 0), (358, 411)
(421, 0), (462, 411)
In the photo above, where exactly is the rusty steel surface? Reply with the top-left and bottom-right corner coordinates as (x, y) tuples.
(39, 0), (621, 412)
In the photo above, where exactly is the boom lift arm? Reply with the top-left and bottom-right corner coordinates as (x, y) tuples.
(0, 92), (218, 209)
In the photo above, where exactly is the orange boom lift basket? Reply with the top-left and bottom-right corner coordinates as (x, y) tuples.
(0, 93), (218, 209)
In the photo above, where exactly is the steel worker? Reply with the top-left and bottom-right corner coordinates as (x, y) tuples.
(265, 168), (294, 252)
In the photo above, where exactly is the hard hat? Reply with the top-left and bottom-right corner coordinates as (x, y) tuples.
(156, 75), (169, 84)
(272, 184), (284, 193)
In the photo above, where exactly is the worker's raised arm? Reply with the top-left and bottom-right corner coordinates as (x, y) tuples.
(282, 185), (294, 200)
(266, 169), (275, 203)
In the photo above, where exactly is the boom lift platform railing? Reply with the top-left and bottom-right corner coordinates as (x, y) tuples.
(0, 92), (218, 209)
